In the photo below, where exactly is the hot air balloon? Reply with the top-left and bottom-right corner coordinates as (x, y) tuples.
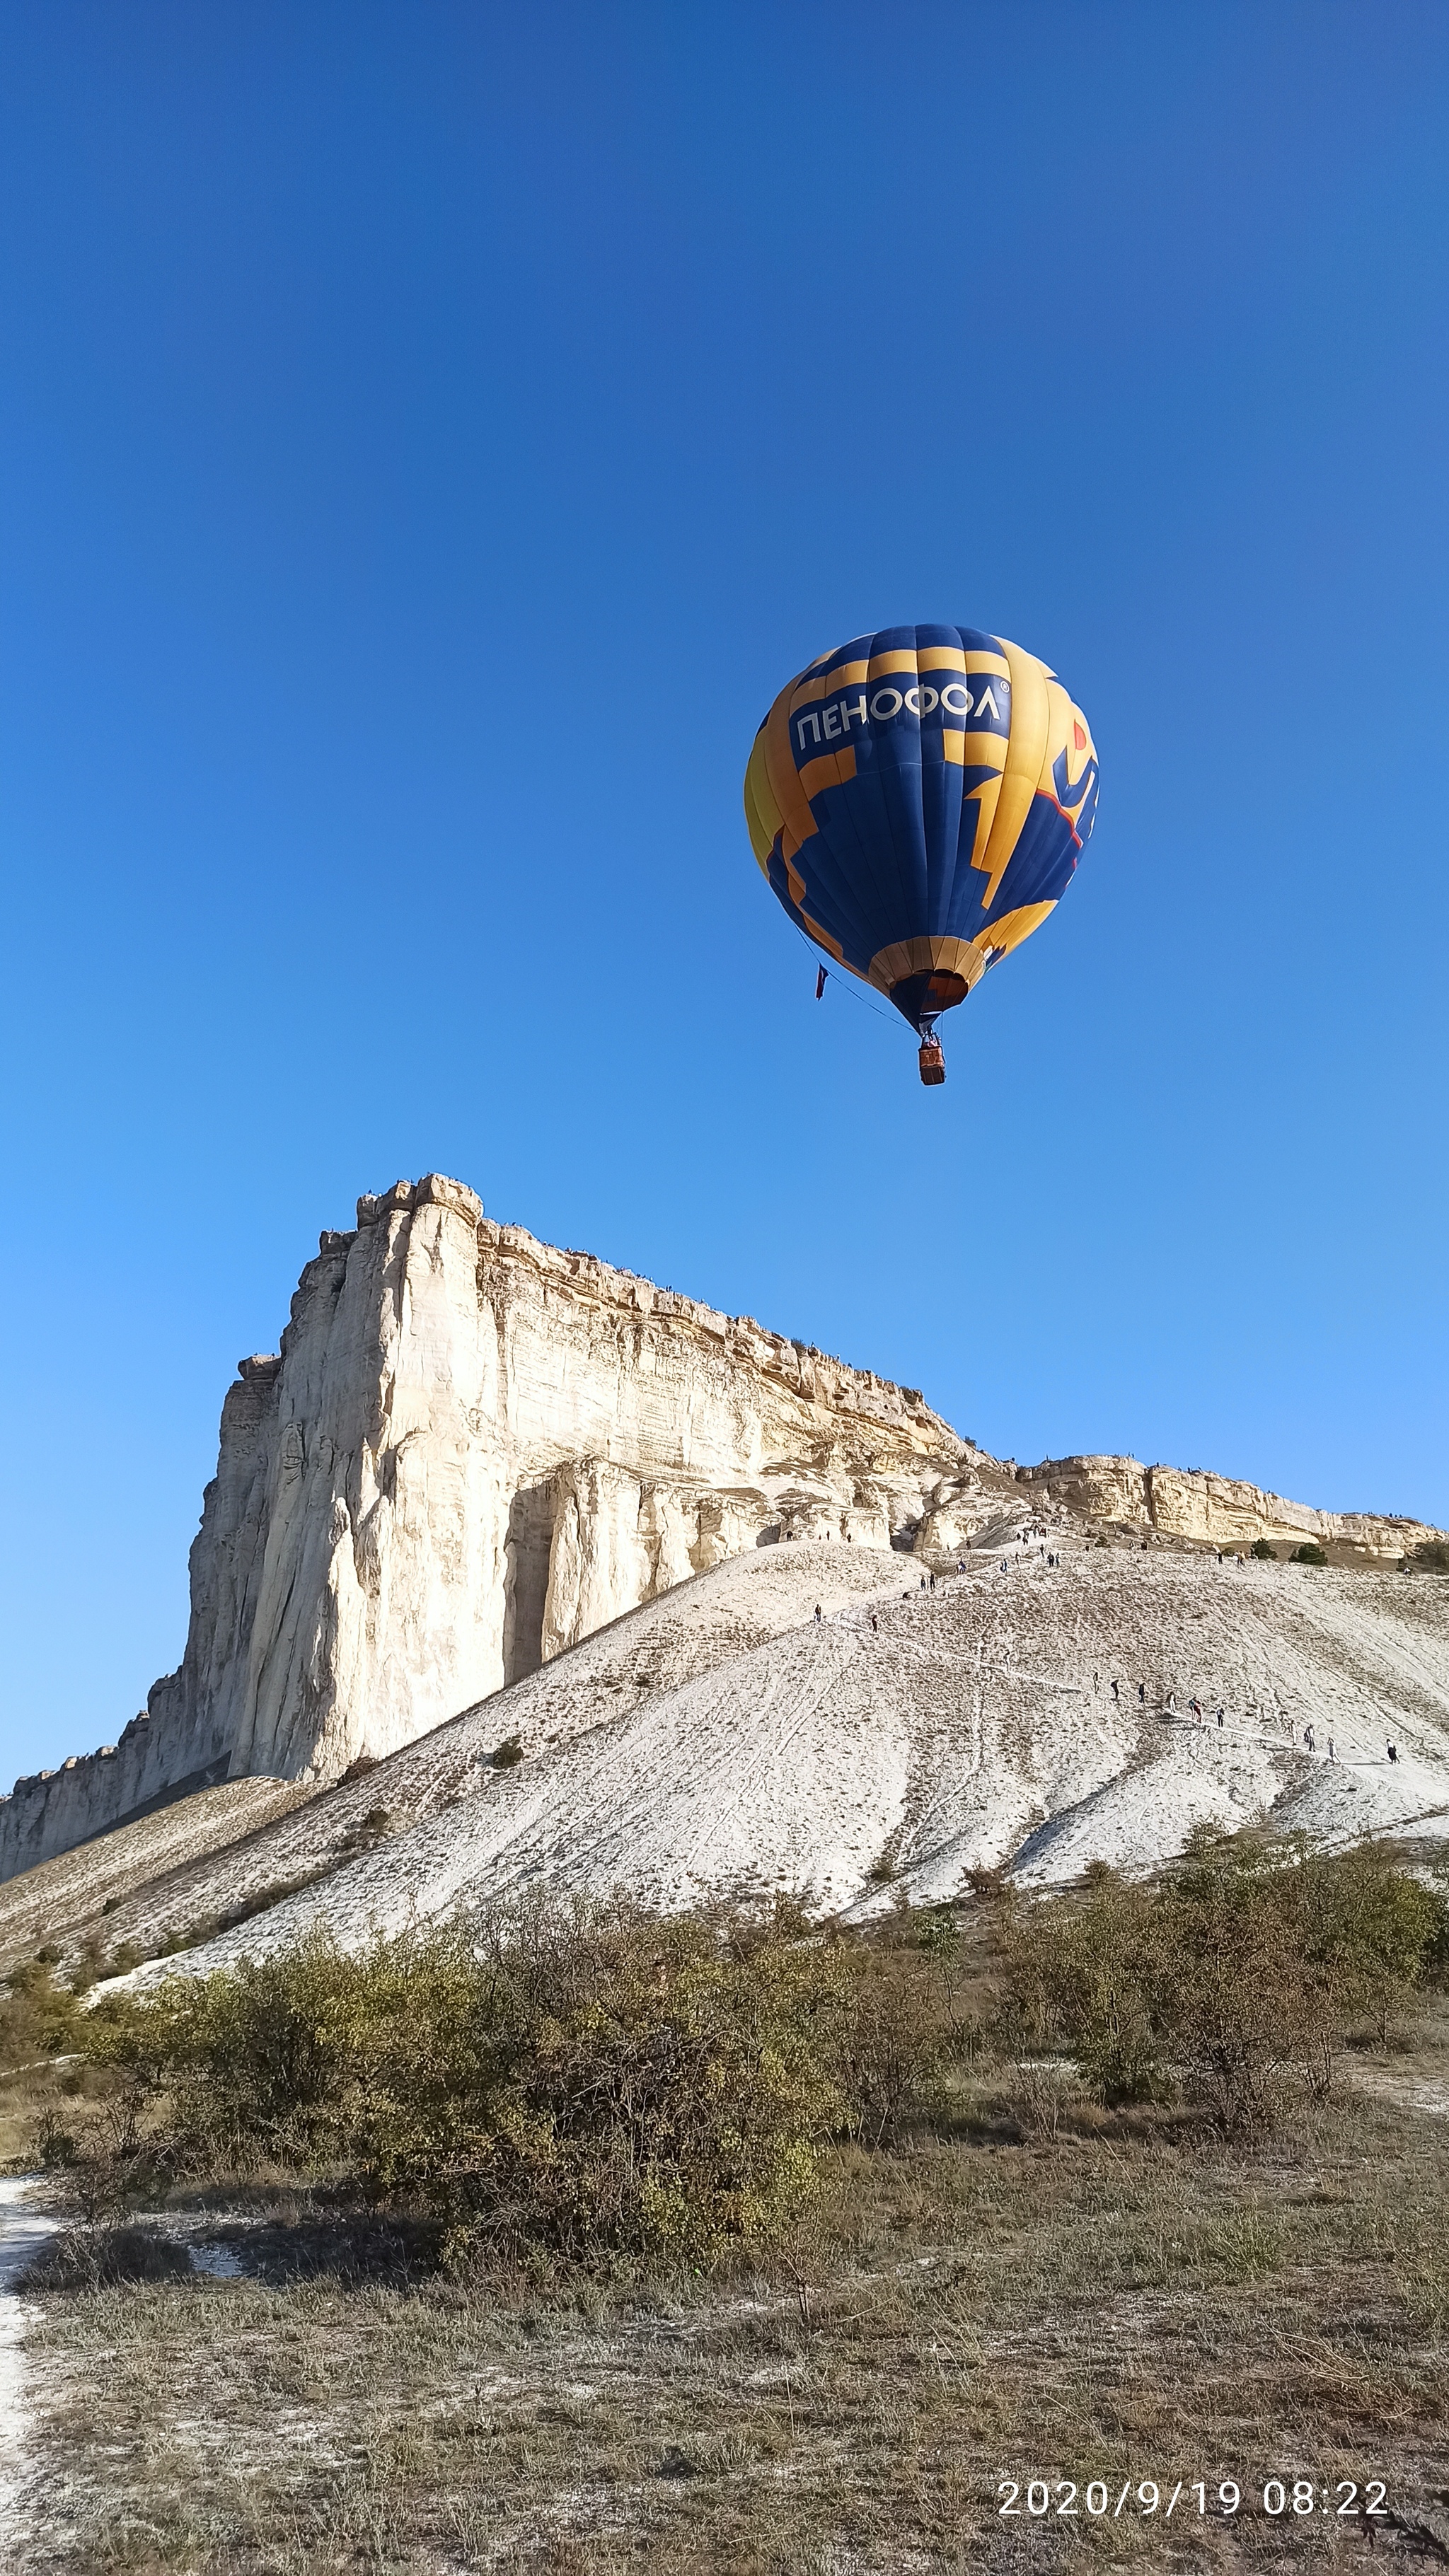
(744, 625), (1098, 1084)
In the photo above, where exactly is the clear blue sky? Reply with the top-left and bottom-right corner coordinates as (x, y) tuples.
(3, 2), (1446, 1787)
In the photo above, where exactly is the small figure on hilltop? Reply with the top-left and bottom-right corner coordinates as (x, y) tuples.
(870, 1613), (879, 1634)
(1327, 1736), (1336, 1761)
(1138, 1682), (1146, 1705)
(1111, 1678), (1119, 1704)
(814, 1605), (822, 1624)
(1216, 1705), (1225, 1728)
(1387, 1741), (1399, 1765)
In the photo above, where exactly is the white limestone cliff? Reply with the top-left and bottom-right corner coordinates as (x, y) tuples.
(1, 1176), (966, 1879)
(4, 1175), (1442, 1886)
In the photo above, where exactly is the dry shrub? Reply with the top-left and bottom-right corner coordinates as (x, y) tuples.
(0, 1956), (86, 2065)
(83, 1899), (876, 2270)
(1001, 1833), (1448, 2135)
(832, 1922), (950, 2145)
(42, 2085), (175, 2222)
(1005, 2060), (1075, 2140)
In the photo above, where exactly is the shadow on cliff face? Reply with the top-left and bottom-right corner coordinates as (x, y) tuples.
(503, 1480), (556, 1685)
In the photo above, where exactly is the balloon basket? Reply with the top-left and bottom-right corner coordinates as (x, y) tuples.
(918, 1037), (945, 1086)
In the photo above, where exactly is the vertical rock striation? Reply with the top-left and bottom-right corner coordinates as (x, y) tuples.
(2, 1176), (970, 1878)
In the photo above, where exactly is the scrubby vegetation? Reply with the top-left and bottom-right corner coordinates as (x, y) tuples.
(13, 1834), (1443, 2256)
(7, 1840), (1449, 2571)
(1250, 1535), (1278, 1560)
(80, 1898), (865, 2266)
(1292, 1538), (1329, 1565)
(1003, 1831), (1448, 2126)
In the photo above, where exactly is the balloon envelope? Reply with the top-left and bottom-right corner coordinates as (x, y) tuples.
(744, 625), (1097, 1032)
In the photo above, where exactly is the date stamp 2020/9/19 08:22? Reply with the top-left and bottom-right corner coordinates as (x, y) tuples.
(998, 2476), (1389, 2523)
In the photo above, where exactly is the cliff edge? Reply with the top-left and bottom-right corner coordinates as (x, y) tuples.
(4, 1173), (1442, 1886)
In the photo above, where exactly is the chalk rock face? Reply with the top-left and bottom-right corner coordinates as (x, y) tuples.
(5, 1175), (1443, 1887)
(915, 1468), (1005, 1559)
(1017, 1456), (1441, 1559)
(1, 1177), (964, 1879)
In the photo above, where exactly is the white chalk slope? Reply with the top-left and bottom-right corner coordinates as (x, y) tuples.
(92, 1538), (1449, 1988)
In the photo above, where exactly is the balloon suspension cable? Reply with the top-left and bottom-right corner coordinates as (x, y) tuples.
(792, 924), (950, 1085)
(787, 922), (910, 1037)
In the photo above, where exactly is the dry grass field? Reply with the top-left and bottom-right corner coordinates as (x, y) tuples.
(8, 1927), (1448, 2576)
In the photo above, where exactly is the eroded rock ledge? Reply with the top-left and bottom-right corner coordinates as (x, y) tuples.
(1017, 1456), (1438, 1558)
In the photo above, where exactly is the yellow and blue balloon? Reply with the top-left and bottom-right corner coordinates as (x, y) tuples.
(744, 625), (1097, 1083)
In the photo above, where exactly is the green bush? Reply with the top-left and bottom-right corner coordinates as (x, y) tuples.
(1407, 1538), (1449, 1574)
(833, 1922), (950, 2145)
(1250, 1538), (1278, 1561)
(1289, 1840), (1448, 2049)
(86, 1901), (877, 2270)
(1002, 1866), (1167, 2104)
(1000, 1834), (1449, 2135)
(1291, 1541), (1329, 1566)
(451, 1905), (853, 2263)
(0, 1959), (86, 2066)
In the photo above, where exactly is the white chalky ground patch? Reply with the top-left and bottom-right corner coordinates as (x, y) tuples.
(91, 1543), (1448, 1988)
(0, 2176), (61, 2548)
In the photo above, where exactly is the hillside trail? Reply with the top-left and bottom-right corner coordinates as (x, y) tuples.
(12, 1541), (1448, 1982)
(0, 2174), (61, 2559)
(852, 1560), (1399, 1762)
